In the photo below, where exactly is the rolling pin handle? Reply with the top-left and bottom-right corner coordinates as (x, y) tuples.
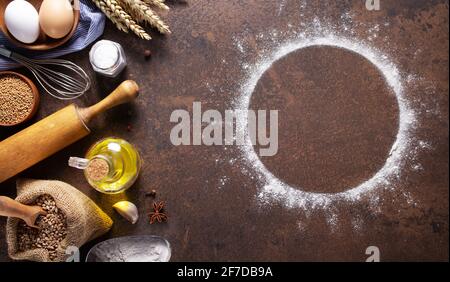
(79, 80), (139, 124)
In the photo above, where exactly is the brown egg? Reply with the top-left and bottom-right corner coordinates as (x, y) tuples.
(39, 0), (74, 39)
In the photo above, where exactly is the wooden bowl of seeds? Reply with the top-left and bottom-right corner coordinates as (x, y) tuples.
(0, 71), (40, 126)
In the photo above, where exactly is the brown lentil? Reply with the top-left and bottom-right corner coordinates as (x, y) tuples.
(0, 74), (34, 125)
(17, 195), (67, 261)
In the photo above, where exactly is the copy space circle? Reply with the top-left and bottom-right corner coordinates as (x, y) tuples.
(249, 46), (399, 193)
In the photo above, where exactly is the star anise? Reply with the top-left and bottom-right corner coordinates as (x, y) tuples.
(149, 201), (167, 224)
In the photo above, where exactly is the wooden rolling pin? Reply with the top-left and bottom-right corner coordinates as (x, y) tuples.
(0, 196), (46, 228)
(0, 80), (139, 184)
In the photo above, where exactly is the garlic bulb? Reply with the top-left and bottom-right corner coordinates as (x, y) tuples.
(113, 201), (139, 224)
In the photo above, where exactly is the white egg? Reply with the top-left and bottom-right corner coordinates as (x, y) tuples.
(4, 0), (40, 44)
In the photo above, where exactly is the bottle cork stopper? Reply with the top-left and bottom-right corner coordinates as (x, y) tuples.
(85, 158), (110, 181)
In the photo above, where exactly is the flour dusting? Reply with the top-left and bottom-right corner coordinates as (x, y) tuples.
(232, 20), (421, 212)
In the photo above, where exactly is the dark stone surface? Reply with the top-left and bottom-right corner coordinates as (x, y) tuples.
(0, 0), (448, 261)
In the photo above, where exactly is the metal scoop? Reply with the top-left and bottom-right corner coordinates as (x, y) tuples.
(86, 235), (171, 262)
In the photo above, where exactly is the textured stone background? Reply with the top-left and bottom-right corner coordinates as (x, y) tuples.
(0, 0), (448, 261)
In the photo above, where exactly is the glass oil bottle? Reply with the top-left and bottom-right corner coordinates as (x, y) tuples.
(69, 137), (141, 194)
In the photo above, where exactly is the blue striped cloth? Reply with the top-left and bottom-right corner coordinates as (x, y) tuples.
(0, 0), (105, 70)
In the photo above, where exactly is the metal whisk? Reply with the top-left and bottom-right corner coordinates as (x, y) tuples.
(0, 46), (90, 100)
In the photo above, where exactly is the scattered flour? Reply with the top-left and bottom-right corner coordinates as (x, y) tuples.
(351, 215), (364, 232)
(326, 212), (339, 232)
(218, 175), (230, 189)
(296, 221), (305, 233)
(232, 21), (420, 213)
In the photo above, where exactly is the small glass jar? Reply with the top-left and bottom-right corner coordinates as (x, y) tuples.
(89, 40), (127, 78)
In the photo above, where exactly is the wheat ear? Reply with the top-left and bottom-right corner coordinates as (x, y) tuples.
(121, 0), (171, 34)
(92, 0), (129, 32)
(105, 0), (152, 40)
(144, 0), (170, 11)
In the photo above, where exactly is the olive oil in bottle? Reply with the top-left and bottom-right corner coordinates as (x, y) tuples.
(69, 137), (141, 194)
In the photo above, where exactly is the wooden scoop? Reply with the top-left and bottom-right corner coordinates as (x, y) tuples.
(0, 196), (46, 228)
(0, 80), (139, 183)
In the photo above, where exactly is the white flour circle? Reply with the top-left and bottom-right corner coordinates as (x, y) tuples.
(236, 34), (416, 209)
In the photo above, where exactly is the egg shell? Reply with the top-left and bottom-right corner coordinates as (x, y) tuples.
(4, 0), (40, 44)
(39, 0), (74, 39)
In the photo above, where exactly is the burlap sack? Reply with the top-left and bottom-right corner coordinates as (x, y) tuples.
(6, 179), (113, 262)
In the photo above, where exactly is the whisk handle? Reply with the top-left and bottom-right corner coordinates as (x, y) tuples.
(79, 80), (139, 123)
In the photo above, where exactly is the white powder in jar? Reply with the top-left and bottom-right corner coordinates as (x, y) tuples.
(89, 40), (127, 77)
(91, 42), (119, 70)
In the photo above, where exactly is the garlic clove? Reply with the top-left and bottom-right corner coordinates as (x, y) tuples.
(113, 201), (139, 224)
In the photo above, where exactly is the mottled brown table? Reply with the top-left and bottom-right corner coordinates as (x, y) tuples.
(0, 0), (448, 261)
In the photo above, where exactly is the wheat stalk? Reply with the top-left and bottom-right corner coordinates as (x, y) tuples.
(120, 0), (171, 34)
(91, 0), (129, 32)
(144, 0), (169, 11)
(105, 0), (152, 40)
